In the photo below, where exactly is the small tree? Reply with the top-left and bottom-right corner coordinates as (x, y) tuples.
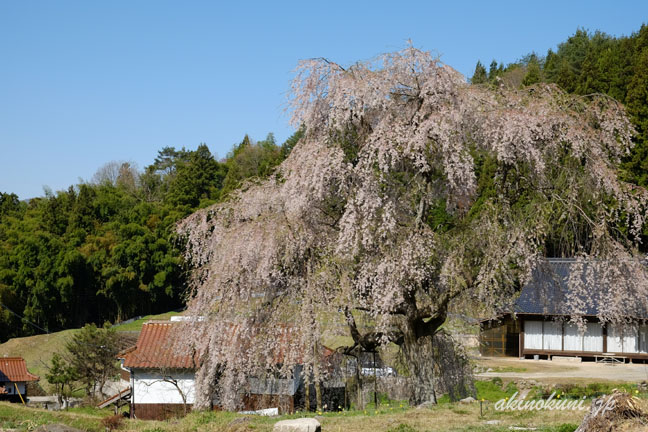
(66, 323), (120, 399)
(46, 353), (79, 407)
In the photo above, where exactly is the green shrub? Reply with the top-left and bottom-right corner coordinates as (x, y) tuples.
(475, 378), (518, 401)
(386, 424), (418, 432)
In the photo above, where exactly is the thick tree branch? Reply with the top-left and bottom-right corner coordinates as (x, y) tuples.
(343, 307), (404, 352)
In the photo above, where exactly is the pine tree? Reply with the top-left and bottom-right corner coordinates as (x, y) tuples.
(522, 54), (542, 86)
(470, 61), (488, 84)
(488, 60), (499, 81)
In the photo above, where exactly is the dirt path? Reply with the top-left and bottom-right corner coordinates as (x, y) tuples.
(475, 357), (648, 383)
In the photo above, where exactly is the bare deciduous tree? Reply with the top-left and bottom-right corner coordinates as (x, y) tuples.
(92, 161), (140, 190)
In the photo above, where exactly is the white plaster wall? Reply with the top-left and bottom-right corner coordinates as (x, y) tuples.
(132, 370), (195, 404)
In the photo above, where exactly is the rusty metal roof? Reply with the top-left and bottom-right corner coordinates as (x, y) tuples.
(120, 322), (199, 370)
(0, 357), (39, 382)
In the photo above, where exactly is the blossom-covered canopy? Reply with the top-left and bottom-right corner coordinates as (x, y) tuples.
(178, 47), (647, 408)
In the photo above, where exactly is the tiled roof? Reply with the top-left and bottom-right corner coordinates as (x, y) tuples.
(119, 320), (336, 370)
(0, 357), (39, 382)
(514, 258), (648, 318)
(120, 321), (199, 370)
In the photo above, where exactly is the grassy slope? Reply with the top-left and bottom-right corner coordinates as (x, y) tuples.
(0, 310), (179, 392)
(113, 311), (181, 331)
(0, 329), (79, 384)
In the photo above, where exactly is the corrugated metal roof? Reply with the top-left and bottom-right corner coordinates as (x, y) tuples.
(121, 322), (199, 370)
(515, 258), (648, 318)
(0, 357), (39, 382)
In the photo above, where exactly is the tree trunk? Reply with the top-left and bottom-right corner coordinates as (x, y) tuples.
(313, 340), (322, 412)
(355, 356), (364, 409)
(180, 389), (188, 415)
(56, 387), (63, 406)
(402, 333), (437, 406)
(194, 359), (218, 410)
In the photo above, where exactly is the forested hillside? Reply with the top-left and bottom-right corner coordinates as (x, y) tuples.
(471, 25), (648, 187)
(0, 131), (302, 341)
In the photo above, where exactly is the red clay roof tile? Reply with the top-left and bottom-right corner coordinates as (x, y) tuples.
(0, 357), (39, 382)
(120, 322), (198, 370)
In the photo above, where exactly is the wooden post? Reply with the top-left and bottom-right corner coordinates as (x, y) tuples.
(14, 383), (25, 405)
(305, 377), (310, 412)
(373, 351), (378, 408)
(131, 369), (135, 419)
(519, 317), (525, 359)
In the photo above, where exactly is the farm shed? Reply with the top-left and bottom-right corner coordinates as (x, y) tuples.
(480, 258), (648, 362)
(118, 320), (342, 419)
(0, 357), (39, 402)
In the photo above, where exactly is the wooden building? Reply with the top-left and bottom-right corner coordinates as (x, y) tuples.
(0, 357), (39, 402)
(480, 258), (648, 362)
(118, 320), (337, 420)
(119, 321), (199, 420)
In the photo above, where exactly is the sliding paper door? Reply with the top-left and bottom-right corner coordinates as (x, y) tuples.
(524, 320), (543, 349)
(543, 321), (563, 351)
(583, 322), (603, 352)
(564, 323), (583, 351)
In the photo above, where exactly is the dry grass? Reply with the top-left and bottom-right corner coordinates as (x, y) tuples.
(476, 357), (578, 374)
(0, 400), (587, 432)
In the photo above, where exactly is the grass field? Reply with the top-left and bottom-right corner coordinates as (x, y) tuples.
(7, 378), (642, 431)
(0, 399), (590, 432)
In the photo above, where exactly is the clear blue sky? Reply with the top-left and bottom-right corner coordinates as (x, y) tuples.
(1, 1), (646, 199)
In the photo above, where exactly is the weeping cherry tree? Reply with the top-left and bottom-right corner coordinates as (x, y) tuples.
(177, 47), (647, 409)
